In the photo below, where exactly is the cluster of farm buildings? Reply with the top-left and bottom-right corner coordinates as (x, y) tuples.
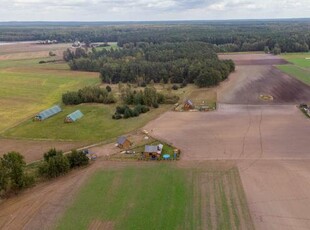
(116, 136), (180, 161)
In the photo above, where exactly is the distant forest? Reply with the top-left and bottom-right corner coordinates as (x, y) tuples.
(63, 42), (235, 87)
(1, 20), (310, 52)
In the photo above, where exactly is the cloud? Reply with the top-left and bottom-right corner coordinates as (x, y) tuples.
(0, 0), (309, 21)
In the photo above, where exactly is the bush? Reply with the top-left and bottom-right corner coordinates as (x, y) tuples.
(39, 60), (46, 64)
(39, 150), (70, 178)
(180, 80), (187, 88)
(116, 105), (129, 114)
(123, 107), (133, 119)
(112, 113), (123, 120)
(106, 85), (112, 92)
(62, 91), (82, 105)
(172, 85), (179, 90)
(141, 106), (150, 113)
(43, 148), (58, 161)
(153, 102), (159, 108)
(67, 150), (89, 168)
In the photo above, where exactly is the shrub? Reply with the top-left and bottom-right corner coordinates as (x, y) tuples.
(172, 85), (179, 90)
(106, 85), (112, 92)
(116, 105), (129, 114)
(39, 60), (46, 64)
(112, 113), (123, 120)
(43, 148), (58, 161)
(39, 150), (70, 178)
(67, 150), (89, 168)
(153, 102), (159, 108)
(62, 91), (82, 105)
(180, 80), (187, 88)
(123, 107), (133, 119)
(141, 106), (150, 113)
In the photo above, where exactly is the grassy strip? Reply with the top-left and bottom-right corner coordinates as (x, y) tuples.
(3, 104), (171, 141)
(277, 65), (310, 85)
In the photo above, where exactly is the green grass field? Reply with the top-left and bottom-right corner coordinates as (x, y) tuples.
(4, 104), (171, 141)
(0, 59), (99, 132)
(56, 164), (254, 230)
(95, 42), (119, 51)
(278, 53), (310, 85)
(281, 53), (310, 68)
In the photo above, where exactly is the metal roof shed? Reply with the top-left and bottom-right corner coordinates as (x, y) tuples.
(65, 110), (84, 123)
(35, 105), (62, 121)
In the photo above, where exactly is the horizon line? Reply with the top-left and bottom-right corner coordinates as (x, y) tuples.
(1, 17), (310, 23)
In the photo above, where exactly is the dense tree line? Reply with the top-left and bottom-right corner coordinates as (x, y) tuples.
(62, 86), (116, 105)
(1, 20), (310, 52)
(64, 42), (235, 88)
(39, 148), (89, 179)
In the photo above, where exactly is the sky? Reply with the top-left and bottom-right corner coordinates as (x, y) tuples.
(0, 0), (309, 21)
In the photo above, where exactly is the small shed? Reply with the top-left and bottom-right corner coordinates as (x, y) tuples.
(34, 105), (62, 121)
(65, 110), (84, 123)
(117, 136), (132, 149)
(144, 144), (163, 159)
(184, 100), (195, 111)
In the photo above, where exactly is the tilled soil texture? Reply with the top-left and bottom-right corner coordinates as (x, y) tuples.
(218, 54), (310, 104)
(219, 53), (289, 66)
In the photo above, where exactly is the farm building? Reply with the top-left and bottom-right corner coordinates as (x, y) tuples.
(34, 105), (62, 121)
(117, 136), (132, 149)
(184, 100), (195, 111)
(65, 110), (84, 123)
(143, 144), (163, 159)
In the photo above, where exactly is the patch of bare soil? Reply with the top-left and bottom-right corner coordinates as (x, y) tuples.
(88, 220), (114, 230)
(219, 53), (289, 65)
(145, 105), (309, 161)
(218, 53), (310, 105)
(218, 65), (310, 104)
(240, 160), (310, 230)
(0, 43), (71, 60)
(0, 138), (89, 163)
